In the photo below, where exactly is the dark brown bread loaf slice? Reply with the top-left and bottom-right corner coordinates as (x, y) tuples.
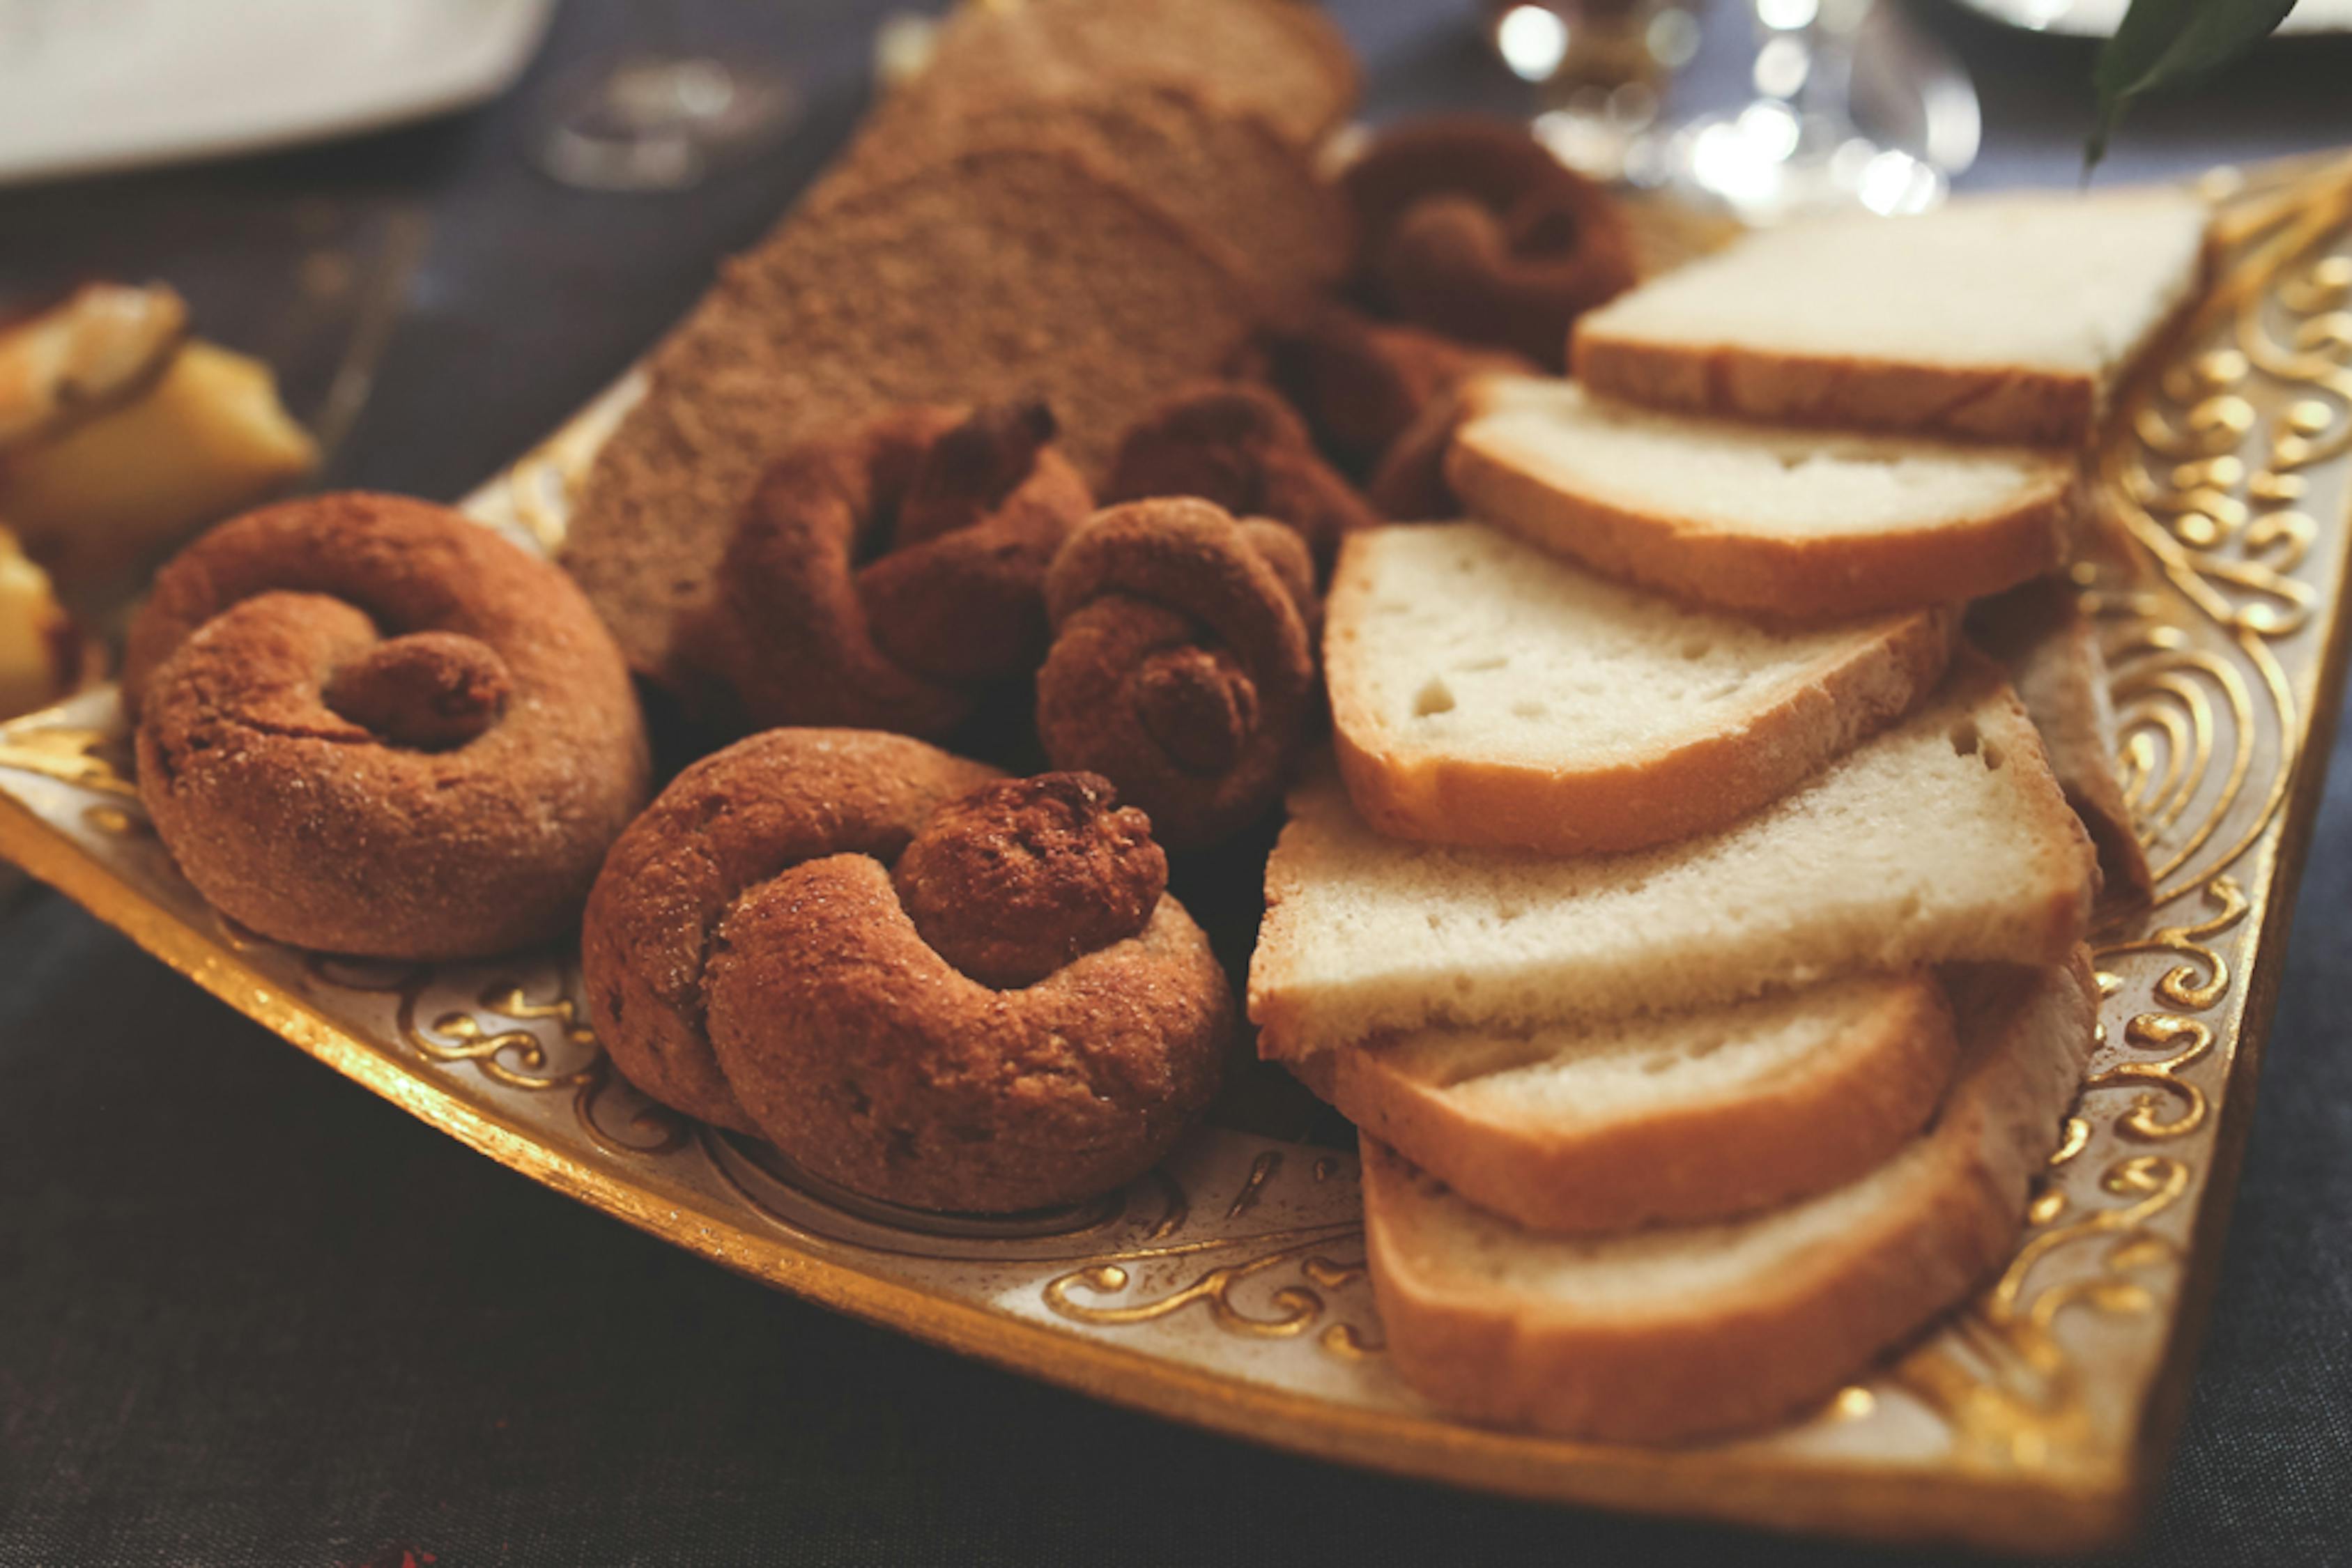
(850, 82), (1353, 300)
(564, 146), (1265, 701)
(909, 0), (1358, 151)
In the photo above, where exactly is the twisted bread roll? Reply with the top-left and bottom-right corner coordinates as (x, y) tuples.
(1105, 382), (1373, 578)
(583, 730), (997, 1131)
(1344, 116), (1635, 369)
(583, 735), (1229, 1212)
(1256, 305), (1537, 518)
(1036, 499), (1317, 850)
(689, 401), (1092, 736)
(123, 493), (649, 960)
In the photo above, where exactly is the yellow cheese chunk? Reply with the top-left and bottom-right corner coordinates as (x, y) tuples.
(0, 341), (318, 590)
(0, 525), (73, 721)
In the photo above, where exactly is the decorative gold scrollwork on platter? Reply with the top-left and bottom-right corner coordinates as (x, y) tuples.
(1882, 160), (2350, 1470)
(1043, 1230), (1374, 1353)
(0, 719), (137, 799)
(1891, 1155), (2192, 1469)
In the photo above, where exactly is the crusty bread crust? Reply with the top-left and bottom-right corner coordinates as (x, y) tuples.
(1969, 578), (2153, 906)
(1302, 973), (1957, 1233)
(1446, 397), (2078, 620)
(1363, 953), (2098, 1444)
(908, 0), (1359, 151)
(1569, 221), (2220, 451)
(850, 81), (1353, 300)
(1571, 335), (2100, 447)
(1324, 530), (1959, 854)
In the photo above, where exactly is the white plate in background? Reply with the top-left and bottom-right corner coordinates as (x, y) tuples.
(0, 0), (557, 186)
(1953, 0), (2352, 36)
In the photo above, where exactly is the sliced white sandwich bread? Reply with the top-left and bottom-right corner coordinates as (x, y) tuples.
(1361, 953), (2098, 1444)
(1298, 971), (1958, 1234)
(1250, 652), (2098, 1060)
(1971, 576), (2153, 906)
(1445, 377), (2080, 620)
(1571, 188), (2214, 448)
(1325, 523), (1957, 855)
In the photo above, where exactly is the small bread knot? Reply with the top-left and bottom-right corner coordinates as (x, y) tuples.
(1344, 116), (1636, 369)
(1134, 646), (1257, 776)
(1105, 382), (1374, 579)
(705, 403), (1093, 737)
(889, 399), (1059, 548)
(581, 731), (1229, 1213)
(323, 631), (513, 751)
(1259, 305), (1535, 516)
(1037, 498), (1317, 849)
(894, 772), (1167, 988)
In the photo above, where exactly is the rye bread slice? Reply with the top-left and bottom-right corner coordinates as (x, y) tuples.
(851, 82), (1352, 300)
(910, 0), (1358, 151)
(564, 146), (1264, 699)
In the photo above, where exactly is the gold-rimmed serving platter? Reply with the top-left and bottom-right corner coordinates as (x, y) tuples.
(4, 154), (2349, 1555)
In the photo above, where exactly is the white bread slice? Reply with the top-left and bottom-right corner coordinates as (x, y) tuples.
(1362, 953), (2098, 1444)
(1970, 577), (2151, 906)
(1572, 189), (2213, 448)
(1250, 652), (2097, 1060)
(1446, 377), (2078, 619)
(1301, 971), (1957, 1234)
(1325, 523), (1956, 854)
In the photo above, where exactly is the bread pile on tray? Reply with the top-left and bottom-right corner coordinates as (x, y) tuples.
(1250, 188), (2214, 1442)
(102, 0), (2231, 1448)
(117, 3), (1659, 1230)
(562, 1), (1640, 744)
(563, 0), (1360, 709)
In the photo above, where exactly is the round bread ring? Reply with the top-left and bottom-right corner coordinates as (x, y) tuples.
(1036, 498), (1316, 850)
(1342, 116), (1636, 369)
(695, 402), (1092, 736)
(583, 729), (999, 1132)
(708, 850), (1228, 1213)
(123, 493), (649, 960)
(582, 737), (1229, 1211)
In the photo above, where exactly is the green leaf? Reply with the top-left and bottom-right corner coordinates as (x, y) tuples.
(2087, 0), (2298, 171)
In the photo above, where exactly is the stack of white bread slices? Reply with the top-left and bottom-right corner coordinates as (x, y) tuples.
(1247, 187), (2212, 1445)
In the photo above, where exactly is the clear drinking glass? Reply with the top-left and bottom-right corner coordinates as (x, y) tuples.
(1482, 0), (1704, 179)
(1484, 0), (1970, 221)
(533, 3), (803, 193)
(1655, 0), (1947, 221)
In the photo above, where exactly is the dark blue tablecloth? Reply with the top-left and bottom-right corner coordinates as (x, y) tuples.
(3, 3), (2348, 1563)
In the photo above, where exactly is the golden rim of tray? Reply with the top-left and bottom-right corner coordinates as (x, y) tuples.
(4, 154), (2350, 1555)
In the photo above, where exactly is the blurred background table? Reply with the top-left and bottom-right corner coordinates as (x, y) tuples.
(3, 3), (2349, 1565)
